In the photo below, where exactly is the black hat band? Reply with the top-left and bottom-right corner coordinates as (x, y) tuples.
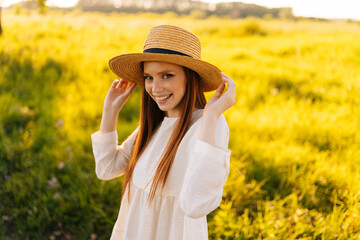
(143, 48), (193, 58)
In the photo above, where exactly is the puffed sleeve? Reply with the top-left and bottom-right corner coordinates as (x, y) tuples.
(179, 115), (231, 218)
(91, 126), (139, 180)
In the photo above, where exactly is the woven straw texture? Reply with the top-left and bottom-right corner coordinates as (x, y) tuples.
(109, 25), (221, 92)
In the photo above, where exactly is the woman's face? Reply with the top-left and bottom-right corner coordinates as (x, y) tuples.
(144, 61), (187, 117)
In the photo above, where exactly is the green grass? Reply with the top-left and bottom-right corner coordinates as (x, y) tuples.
(1, 9), (360, 239)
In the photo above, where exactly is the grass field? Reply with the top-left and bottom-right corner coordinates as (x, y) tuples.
(1, 9), (360, 239)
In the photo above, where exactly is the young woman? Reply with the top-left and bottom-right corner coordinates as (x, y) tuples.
(91, 25), (235, 240)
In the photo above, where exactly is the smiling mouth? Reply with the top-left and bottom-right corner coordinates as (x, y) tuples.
(155, 94), (172, 101)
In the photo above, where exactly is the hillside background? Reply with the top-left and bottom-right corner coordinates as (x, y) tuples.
(1, 4), (360, 240)
(3, 0), (300, 20)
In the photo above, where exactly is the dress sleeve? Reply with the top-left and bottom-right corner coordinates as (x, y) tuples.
(179, 115), (231, 218)
(91, 127), (139, 180)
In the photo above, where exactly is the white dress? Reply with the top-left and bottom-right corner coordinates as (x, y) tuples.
(91, 109), (231, 240)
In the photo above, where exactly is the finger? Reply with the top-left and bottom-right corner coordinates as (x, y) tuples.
(111, 79), (120, 88)
(221, 72), (234, 85)
(220, 73), (236, 104)
(214, 82), (226, 98)
(221, 72), (232, 80)
(125, 83), (137, 95)
(221, 74), (236, 95)
(207, 83), (225, 105)
(130, 82), (137, 89)
(115, 79), (127, 89)
(118, 79), (128, 89)
(221, 72), (234, 84)
(128, 83), (137, 92)
(126, 82), (136, 91)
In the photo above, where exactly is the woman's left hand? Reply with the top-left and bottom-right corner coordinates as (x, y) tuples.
(203, 72), (236, 119)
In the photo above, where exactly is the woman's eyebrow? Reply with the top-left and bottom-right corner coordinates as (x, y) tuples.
(143, 70), (175, 75)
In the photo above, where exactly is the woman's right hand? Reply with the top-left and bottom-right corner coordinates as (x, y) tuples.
(103, 79), (137, 114)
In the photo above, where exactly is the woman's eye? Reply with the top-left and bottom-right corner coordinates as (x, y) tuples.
(144, 76), (152, 81)
(163, 74), (174, 79)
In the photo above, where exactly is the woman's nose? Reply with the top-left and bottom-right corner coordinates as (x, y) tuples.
(152, 78), (163, 92)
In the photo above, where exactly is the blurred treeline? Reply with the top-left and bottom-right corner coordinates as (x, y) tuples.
(6, 0), (295, 20)
(1, 9), (360, 240)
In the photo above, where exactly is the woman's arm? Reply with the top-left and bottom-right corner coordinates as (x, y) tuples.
(199, 72), (236, 146)
(100, 79), (136, 134)
(91, 127), (138, 180)
(179, 116), (231, 218)
(91, 79), (137, 180)
(179, 72), (235, 218)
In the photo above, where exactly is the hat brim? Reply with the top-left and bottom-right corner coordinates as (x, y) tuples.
(109, 53), (222, 92)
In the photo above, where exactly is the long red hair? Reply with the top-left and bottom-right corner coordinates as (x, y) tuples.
(122, 65), (207, 205)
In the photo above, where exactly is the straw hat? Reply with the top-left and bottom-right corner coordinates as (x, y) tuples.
(109, 25), (222, 92)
